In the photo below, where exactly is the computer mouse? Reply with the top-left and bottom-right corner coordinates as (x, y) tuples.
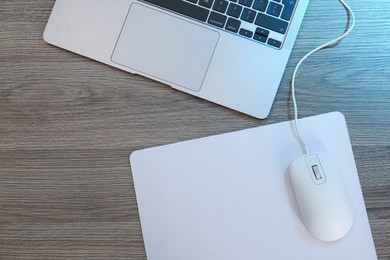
(289, 151), (353, 242)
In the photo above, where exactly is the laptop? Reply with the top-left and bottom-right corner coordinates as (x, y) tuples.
(44, 0), (310, 119)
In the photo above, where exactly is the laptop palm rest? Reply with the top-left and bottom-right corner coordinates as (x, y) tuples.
(111, 3), (220, 92)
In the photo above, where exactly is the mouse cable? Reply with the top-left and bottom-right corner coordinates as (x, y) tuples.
(291, 0), (356, 155)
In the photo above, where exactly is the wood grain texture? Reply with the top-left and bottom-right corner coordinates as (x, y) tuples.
(0, 0), (389, 259)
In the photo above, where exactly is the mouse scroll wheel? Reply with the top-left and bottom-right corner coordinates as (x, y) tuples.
(305, 154), (326, 185)
(311, 165), (322, 180)
(310, 164), (326, 185)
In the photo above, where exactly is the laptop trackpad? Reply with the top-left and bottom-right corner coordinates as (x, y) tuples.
(111, 3), (220, 92)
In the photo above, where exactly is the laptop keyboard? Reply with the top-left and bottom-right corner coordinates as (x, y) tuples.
(142, 0), (298, 49)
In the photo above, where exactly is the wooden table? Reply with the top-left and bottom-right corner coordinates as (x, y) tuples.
(1, 0), (389, 259)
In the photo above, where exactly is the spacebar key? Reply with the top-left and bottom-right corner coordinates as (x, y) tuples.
(142, 0), (209, 22)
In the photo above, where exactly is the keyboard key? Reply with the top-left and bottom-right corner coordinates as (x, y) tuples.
(225, 17), (241, 32)
(143, 0), (209, 22)
(208, 11), (228, 27)
(255, 27), (269, 37)
(227, 3), (243, 18)
(267, 38), (281, 47)
(253, 33), (267, 42)
(241, 8), (256, 23)
(255, 12), (288, 34)
(253, 0), (268, 12)
(281, 0), (297, 21)
(213, 0), (229, 13)
(199, 0), (214, 8)
(239, 28), (253, 38)
(186, 0), (198, 3)
(267, 2), (282, 17)
(238, 0), (253, 7)
(254, 27), (268, 42)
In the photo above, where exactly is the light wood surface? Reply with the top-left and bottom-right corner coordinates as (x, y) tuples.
(1, 0), (389, 259)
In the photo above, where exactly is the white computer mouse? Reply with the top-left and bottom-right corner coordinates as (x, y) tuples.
(289, 151), (353, 242)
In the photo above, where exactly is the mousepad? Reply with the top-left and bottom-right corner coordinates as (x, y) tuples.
(130, 112), (377, 260)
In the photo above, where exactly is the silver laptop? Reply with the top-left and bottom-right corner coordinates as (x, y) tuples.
(44, 0), (310, 119)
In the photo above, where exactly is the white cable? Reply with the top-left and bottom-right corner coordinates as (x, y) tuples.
(291, 0), (356, 155)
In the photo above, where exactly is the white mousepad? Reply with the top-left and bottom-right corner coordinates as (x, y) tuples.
(130, 112), (377, 260)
